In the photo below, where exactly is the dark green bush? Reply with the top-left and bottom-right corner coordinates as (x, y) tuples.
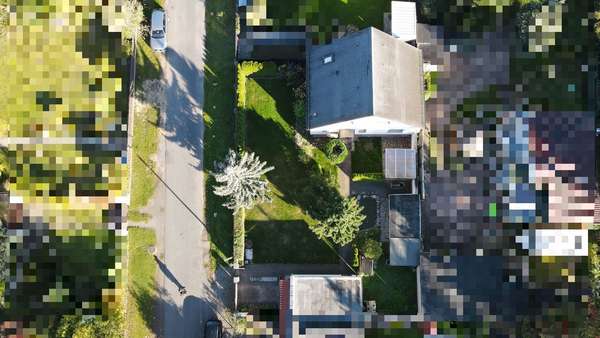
(324, 139), (348, 164)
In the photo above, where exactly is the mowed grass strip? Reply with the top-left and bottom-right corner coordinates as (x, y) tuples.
(203, 0), (236, 268)
(129, 104), (159, 221)
(126, 227), (158, 338)
(128, 0), (163, 221)
(244, 75), (338, 264)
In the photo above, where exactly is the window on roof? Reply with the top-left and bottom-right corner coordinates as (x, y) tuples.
(323, 54), (334, 64)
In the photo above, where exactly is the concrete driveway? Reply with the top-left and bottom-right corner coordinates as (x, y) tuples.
(146, 0), (232, 336)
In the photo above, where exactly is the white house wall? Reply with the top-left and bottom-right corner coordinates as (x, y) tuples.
(309, 116), (421, 136)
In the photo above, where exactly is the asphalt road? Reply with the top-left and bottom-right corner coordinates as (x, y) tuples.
(150, 0), (222, 336)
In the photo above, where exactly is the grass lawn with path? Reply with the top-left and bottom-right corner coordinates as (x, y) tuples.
(126, 227), (157, 338)
(244, 69), (339, 264)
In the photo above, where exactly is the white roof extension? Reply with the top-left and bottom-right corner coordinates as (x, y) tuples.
(391, 1), (417, 42)
(289, 275), (363, 316)
(385, 148), (417, 179)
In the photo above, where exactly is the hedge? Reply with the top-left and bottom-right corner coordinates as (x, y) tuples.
(236, 61), (263, 109)
(234, 108), (246, 149)
(351, 172), (385, 182)
(233, 208), (245, 268)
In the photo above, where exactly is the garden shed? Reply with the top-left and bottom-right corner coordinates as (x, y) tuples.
(388, 194), (421, 267)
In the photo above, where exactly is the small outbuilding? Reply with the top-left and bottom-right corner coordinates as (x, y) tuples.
(388, 194), (421, 267)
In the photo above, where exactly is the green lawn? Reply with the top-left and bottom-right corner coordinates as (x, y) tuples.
(244, 71), (339, 264)
(351, 138), (382, 174)
(126, 227), (157, 338)
(129, 104), (159, 222)
(203, 0), (236, 269)
(363, 257), (418, 315)
(264, 0), (390, 42)
(127, 0), (164, 222)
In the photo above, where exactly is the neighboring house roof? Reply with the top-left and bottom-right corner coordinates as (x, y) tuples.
(308, 27), (424, 129)
(289, 275), (363, 316)
(391, 1), (417, 41)
(385, 148), (417, 179)
(389, 194), (421, 267)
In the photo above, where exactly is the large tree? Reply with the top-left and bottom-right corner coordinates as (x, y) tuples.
(212, 149), (274, 212)
(310, 197), (365, 246)
(120, 0), (147, 43)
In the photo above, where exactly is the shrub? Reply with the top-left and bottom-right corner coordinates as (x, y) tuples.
(324, 139), (348, 164)
(121, 0), (148, 43)
(233, 209), (245, 268)
(361, 238), (383, 261)
(351, 173), (384, 182)
(293, 98), (306, 131)
(352, 246), (360, 267)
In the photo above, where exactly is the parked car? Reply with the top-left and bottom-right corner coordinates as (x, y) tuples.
(204, 319), (222, 338)
(150, 9), (167, 52)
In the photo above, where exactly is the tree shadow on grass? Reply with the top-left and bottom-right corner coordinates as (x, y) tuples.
(129, 281), (161, 334)
(244, 76), (341, 225)
(246, 107), (339, 220)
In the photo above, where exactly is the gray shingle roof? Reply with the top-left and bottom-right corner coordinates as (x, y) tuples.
(308, 27), (424, 129)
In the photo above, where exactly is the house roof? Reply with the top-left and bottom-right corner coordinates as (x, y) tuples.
(390, 238), (420, 266)
(289, 275), (363, 316)
(385, 148), (417, 179)
(389, 194), (421, 238)
(308, 27), (424, 129)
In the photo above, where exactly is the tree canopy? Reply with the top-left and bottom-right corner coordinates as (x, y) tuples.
(212, 149), (274, 211)
(310, 196), (365, 246)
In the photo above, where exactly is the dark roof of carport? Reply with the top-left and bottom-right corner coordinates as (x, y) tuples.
(389, 194), (420, 238)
